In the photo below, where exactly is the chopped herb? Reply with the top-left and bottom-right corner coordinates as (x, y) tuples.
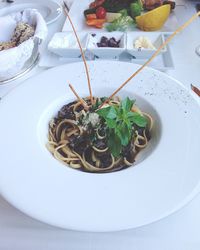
(96, 97), (147, 157)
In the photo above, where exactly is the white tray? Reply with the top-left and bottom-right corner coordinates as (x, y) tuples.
(41, 27), (174, 71)
(40, 37), (174, 72)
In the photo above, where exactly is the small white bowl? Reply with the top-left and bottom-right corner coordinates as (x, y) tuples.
(48, 32), (89, 58)
(87, 32), (126, 59)
(126, 32), (167, 59)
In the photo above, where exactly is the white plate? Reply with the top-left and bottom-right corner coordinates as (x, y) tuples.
(62, 0), (179, 33)
(0, 0), (62, 24)
(0, 61), (200, 232)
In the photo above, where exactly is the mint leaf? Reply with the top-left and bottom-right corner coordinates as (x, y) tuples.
(96, 106), (111, 118)
(95, 98), (148, 158)
(121, 97), (135, 112)
(107, 106), (117, 119)
(128, 112), (147, 127)
(97, 106), (117, 119)
(106, 118), (117, 128)
(107, 130), (122, 157)
(116, 123), (130, 146)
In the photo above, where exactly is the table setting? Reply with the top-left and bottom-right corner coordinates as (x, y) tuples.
(0, 0), (200, 249)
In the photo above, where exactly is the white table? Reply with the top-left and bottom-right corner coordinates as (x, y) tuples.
(0, 0), (200, 249)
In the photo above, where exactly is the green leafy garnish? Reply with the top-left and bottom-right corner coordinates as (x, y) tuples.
(91, 97), (107, 111)
(130, 2), (143, 18)
(96, 97), (147, 157)
(119, 9), (129, 17)
(106, 14), (135, 32)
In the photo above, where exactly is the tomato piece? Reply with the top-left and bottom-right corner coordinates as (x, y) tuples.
(86, 18), (106, 27)
(86, 14), (97, 20)
(96, 6), (106, 19)
(95, 24), (103, 28)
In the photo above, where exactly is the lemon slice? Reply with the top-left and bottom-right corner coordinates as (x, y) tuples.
(136, 5), (171, 31)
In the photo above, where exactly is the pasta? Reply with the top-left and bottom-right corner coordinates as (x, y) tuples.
(47, 96), (153, 173)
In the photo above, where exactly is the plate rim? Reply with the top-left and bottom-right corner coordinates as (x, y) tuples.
(0, 61), (200, 232)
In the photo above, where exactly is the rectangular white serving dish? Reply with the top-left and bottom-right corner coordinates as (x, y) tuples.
(48, 32), (89, 57)
(126, 32), (167, 59)
(87, 32), (126, 58)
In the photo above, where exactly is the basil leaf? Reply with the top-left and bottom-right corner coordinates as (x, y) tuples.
(128, 112), (147, 127)
(106, 118), (117, 128)
(121, 97), (135, 112)
(96, 106), (111, 118)
(95, 97), (148, 158)
(116, 123), (130, 146)
(107, 130), (122, 157)
(107, 106), (117, 119)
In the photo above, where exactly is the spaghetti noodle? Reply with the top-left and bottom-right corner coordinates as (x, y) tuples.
(47, 97), (153, 173)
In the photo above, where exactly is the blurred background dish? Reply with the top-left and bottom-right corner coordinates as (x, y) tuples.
(48, 31), (89, 58)
(0, 0), (62, 24)
(0, 9), (47, 83)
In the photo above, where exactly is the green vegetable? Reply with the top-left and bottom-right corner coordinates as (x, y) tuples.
(102, 0), (137, 13)
(84, 0), (142, 18)
(96, 97), (147, 157)
(119, 9), (129, 16)
(130, 2), (142, 18)
(92, 97), (107, 111)
(106, 14), (135, 31)
(106, 12), (122, 23)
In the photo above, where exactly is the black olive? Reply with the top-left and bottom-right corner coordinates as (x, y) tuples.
(108, 38), (119, 47)
(137, 127), (145, 136)
(122, 143), (133, 158)
(93, 140), (107, 150)
(97, 153), (112, 168)
(69, 134), (89, 155)
(58, 105), (75, 120)
(100, 42), (108, 47)
(100, 36), (109, 45)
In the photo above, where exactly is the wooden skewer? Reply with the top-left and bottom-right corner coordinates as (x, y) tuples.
(191, 84), (200, 97)
(99, 11), (200, 108)
(69, 84), (89, 110)
(63, 1), (93, 104)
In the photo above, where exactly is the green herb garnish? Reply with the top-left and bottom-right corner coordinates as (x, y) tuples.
(91, 97), (107, 111)
(96, 97), (147, 157)
(106, 14), (135, 32)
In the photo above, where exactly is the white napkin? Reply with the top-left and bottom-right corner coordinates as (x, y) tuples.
(0, 9), (48, 81)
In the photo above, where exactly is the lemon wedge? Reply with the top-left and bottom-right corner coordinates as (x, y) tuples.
(135, 5), (171, 31)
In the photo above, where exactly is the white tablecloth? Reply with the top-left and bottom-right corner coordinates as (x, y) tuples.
(0, 0), (200, 249)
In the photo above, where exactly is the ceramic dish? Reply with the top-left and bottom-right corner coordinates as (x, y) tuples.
(0, 0), (62, 24)
(126, 32), (166, 59)
(87, 32), (126, 58)
(0, 61), (200, 232)
(48, 32), (89, 58)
